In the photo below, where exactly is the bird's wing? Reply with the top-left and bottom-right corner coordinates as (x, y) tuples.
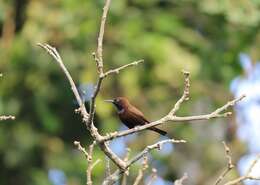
(128, 106), (150, 124)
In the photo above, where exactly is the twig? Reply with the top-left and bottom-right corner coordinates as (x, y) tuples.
(174, 173), (188, 185)
(101, 93), (245, 142)
(120, 148), (131, 185)
(147, 168), (158, 185)
(102, 60), (144, 78)
(169, 70), (190, 116)
(126, 139), (186, 168)
(95, 0), (111, 74)
(74, 141), (100, 185)
(87, 146), (101, 185)
(74, 141), (90, 158)
(101, 139), (184, 185)
(223, 154), (260, 185)
(37, 43), (88, 120)
(0, 115), (15, 121)
(87, 141), (95, 185)
(105, 156), (111, 178)
(89, 2), (109, 121)
(214, 142), (234, 185)
(133, 156), (149, 185)
(102, 169), (122, 185)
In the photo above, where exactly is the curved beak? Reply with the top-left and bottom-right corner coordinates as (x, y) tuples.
(104, 99), (114, 103)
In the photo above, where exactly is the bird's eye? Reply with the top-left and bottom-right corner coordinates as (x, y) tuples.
(113, 99), (118, 103)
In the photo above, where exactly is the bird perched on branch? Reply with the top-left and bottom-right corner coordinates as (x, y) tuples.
(105, 97), (167, 136)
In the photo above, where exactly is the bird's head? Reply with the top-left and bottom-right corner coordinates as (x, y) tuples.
(105, 97), (130, 111)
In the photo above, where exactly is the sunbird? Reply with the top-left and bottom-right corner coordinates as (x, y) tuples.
(105, 97), (167, 136)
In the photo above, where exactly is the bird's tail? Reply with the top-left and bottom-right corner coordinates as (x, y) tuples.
(149, 127), (167, 136)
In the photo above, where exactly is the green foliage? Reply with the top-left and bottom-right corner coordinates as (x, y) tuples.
(1, 0), (259, 184)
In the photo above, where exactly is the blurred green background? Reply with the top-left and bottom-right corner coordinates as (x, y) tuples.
(1, 0), (260, 185)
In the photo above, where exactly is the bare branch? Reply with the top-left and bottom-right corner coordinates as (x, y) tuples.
(87, 144), (100, 185)
(88, 59), (143, 125)
(88, 77), (103, 125)
(86, 141), (96, 185)
(246, 154), (260, 175)
(133, 156), (149, 185)
(101, 139), (183, 185)
(105, 157), (111, 178)
(74, 141), (100, 185)
(38, 0), (249, 183)
(126, 139), (186, 168)
(224, 176), (260, 185)
(37, 43), (88, 119)
(214, 142), (234, 185)
(38, 43), (127, 170)
(147, 168), (158, 185)
(102, 170), (122, 185)
(101, 94), (245, 142)
(174, 173), (188, 185)
(103, 60), (144, 78)
(88, 0), (110, 126)
(74, 141), (90, 159)
(120, 148), (131, 185)
(223, 154), (260, 185)
(98, 141), (126, 170)
(95, 0), (111, 74)
(169, 70), (190, 116)
(0, 115), (15, 121)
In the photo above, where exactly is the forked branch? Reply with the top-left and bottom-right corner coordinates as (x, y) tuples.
(74, 141), (101, 185)
(214, 142), (234, 185)
(100, 71), (245, 142)
(224, 154), (260, 185)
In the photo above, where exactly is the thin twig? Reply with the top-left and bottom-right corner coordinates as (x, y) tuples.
(74, 141), (100, 185)
(120, 148), (131, 185)
(102, 60), (144, 78)
(101, 139), (184, 185)
(74, 141), (90, 159)
(174, 173), (188, 185)
(37, 43), (88, 119)
(147, 168), (158, 185)
(133, 156), (149, 185)
(87, 142), (95, 185)
(223, 154), (260, 185)
(95, 0), (111, 74)
(126, 139), (186, 168)
(214, 142), (234, 185)
(102, 169), (122, 185)
(169, 70), (190, 116)
(105, 156), (111, 178)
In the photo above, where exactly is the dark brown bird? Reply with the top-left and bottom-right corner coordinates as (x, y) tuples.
(105, 97), (167, 136)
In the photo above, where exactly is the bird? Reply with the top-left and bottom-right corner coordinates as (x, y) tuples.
(105, 97), (167, 136)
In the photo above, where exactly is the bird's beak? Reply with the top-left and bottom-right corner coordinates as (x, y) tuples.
(104, 99), (114, 103)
